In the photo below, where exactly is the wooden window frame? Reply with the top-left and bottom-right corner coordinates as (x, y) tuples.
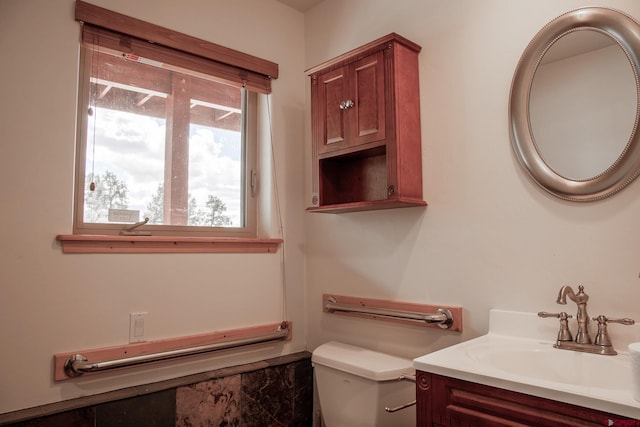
(57, 1), (281, 254)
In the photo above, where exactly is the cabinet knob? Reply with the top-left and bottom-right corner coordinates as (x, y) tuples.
(339, 99), (354, 110)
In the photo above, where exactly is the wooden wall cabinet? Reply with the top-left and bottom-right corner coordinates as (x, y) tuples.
(416, 371), (636, 426)
(306, 33), (427, 213)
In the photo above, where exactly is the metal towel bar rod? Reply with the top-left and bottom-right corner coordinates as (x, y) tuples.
(325, 297), (454, 329)
(64, 324), (290, 377)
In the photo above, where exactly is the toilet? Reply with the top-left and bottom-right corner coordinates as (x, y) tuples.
(312, 341), (416, 427)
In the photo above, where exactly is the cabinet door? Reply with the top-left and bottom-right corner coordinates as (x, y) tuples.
(351, 51), (386, 146)
(314, 66), (349, 154)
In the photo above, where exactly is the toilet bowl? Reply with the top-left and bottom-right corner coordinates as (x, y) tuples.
(312, 341), (416, 427)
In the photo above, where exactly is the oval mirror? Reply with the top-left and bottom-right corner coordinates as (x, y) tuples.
(509, 7), (640, 201)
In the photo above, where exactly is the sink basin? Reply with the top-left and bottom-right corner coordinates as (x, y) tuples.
(413, 309), (640, 419)
(465, 340), (630, 390)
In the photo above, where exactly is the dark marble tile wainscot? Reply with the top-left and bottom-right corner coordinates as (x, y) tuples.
(2, 352), (312, 427)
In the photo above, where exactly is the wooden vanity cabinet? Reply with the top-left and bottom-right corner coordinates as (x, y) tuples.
(417, 371), (636, 427)
(306, 33), (427, 213)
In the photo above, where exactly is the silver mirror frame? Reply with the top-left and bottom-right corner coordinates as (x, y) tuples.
(510, 7), (640, 202)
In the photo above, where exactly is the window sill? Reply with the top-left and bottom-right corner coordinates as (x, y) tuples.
(56, 235), (282, 254)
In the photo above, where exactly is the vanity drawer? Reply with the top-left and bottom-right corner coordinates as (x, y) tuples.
(417, 372), (637, 427)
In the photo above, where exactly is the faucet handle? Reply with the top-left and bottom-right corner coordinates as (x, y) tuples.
(538, 311), (573, 342)
(600, 316), (635, 326)
(592, 314), (635, 326)
(592, 315), (635, 347)
(538, 311), (570, 318)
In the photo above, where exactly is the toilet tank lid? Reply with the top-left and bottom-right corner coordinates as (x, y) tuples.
(311, 341), (414, 381)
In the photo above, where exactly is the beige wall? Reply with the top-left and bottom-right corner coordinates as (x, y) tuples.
(304, 0), (640, 357)
(0, 0), (306, 414)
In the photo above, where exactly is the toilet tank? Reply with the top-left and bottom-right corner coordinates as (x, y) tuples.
(312, 341), (416, 427)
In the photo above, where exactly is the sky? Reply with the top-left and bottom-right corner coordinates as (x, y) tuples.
(86, 108), (243, 226)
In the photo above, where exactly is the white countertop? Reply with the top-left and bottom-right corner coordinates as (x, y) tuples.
(413, 309), (640, 419)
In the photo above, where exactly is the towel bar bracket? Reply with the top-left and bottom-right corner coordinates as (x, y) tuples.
(64, 355), (88, 378)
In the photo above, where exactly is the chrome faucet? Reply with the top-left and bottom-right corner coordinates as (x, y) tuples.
(556, 285), (591, 344)
(538, 285), (635, 355)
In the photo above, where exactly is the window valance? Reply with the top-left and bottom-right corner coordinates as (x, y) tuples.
(75, 0), (278, 94)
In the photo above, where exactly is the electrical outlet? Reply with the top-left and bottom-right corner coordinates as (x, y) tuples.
(129, 312), (147, 343)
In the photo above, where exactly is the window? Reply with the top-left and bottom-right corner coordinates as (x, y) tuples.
(72, 1), (277, 239)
